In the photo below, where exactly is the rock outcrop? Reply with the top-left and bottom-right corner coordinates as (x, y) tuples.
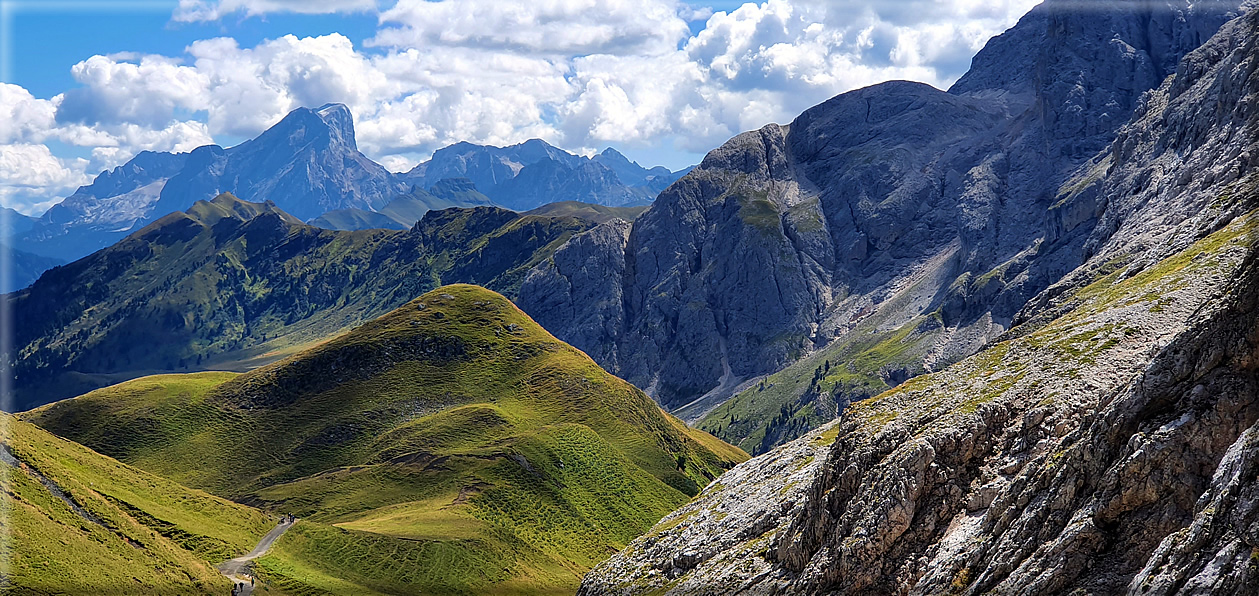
(518, 0), (1250, 454)
(580, 6), (1259, 594)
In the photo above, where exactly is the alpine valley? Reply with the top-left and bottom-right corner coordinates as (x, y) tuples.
(6, 0), (1259, 595)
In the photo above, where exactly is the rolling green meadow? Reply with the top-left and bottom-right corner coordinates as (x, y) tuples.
(24, 284), (747, 594)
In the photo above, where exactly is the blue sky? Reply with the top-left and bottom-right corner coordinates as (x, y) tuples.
(0, 0), (1041, 215)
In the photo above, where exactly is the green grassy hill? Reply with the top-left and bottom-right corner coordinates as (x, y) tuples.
(27, 284), (748, 594)
(1, 414), (276, 594)
(9, 193), (596, 410)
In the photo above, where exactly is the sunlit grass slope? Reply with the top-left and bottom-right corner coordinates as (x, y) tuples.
(28, 284), (748, 594)
(1, 414), (275, 594)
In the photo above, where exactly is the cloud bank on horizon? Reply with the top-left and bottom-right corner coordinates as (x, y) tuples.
(1, 0), (1040, 215)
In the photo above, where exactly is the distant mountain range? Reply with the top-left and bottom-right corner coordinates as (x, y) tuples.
(399, 141), (686, 212)
(1, 244), (64, 293)
(16, 105), (405, 263)
(7, 104), (686, 286)
(309, 178), (495, 231)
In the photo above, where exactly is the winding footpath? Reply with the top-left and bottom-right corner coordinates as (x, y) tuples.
(218, 517), (297, 595)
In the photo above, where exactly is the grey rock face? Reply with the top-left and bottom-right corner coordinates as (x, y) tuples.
(517, 0), (1248, 424)
(580, 7), (1259, 595)
(488, 159), (649, 210)
(519, 219), (632, 372)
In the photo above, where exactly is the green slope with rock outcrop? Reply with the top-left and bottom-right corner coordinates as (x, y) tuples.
(8, 193), (596, 411)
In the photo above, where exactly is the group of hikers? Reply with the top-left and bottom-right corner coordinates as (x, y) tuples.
(229, 575), (253, 595)
(227, 514), (297, 594)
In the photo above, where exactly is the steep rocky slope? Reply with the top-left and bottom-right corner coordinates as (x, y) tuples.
(27, 285), (747, 594)
(6, 194), (594, 410)
(519, 0), (1250, 454)
(581, 6), (1259, 593)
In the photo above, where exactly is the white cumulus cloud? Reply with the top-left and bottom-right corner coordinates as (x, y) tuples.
(6, 0), (1044, 215)
(173, 0), (378, 22)
(0, 144), (92, 215)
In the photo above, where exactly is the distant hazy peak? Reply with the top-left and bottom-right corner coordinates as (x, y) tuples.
(428, 177), (478, 194)
(248, 102), (358, 153)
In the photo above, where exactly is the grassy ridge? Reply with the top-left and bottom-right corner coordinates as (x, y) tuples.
(1, 414), (274, 594)
(28, 284), (748, 594)
(522, 201), (648, 223)
(10, 193), (597, 410)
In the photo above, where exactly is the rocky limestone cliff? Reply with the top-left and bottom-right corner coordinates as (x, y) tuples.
(579, 7), (1259, 594)
(518, 0), (1250, 454)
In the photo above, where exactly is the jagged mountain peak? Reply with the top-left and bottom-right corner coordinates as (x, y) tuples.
(599, 146), (629, 160)
(401, 137), (675, 209)
(245, 102), (358, 153)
